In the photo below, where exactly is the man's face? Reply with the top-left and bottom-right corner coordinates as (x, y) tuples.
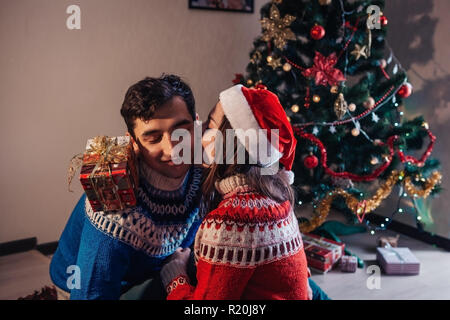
(131, 96), (194, 179)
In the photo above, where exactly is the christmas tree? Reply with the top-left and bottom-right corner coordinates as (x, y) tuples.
(235, 0), (442, 233)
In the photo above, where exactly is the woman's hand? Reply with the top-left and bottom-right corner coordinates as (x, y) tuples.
(160, 247), (191, 289)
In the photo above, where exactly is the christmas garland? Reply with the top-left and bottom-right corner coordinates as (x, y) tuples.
(293, 127), (436, 181)
(299, 170), (442, 233)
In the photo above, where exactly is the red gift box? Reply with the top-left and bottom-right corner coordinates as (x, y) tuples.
(79, 136), (138, 212)
(302, 233), (345, 273)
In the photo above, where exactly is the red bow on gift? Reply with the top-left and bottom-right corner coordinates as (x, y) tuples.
(302, 51), (346, 87)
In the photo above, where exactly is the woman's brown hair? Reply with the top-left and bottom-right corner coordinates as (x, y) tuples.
(201, 117), (295, 212)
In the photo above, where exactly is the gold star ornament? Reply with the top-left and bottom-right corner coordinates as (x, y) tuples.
(267, 56), (282, 69)
(260, 4), (296, 50)
(351, 44), (368, 60)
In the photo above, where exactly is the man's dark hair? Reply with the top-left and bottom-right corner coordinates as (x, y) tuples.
(120, 74), (195, 138)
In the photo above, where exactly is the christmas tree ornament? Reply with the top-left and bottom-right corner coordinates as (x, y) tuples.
(330, 85), (339, 94)
(397, 83), (413, 98)
(232, 74), (243, 85)
(351, 127), (360, 136)
(363, 96), (375, 108)
(312, 95), (321, 103)
(422, 122), (429, 130)
(283, 62), (292, 72)
(380, 15), (388, 26)
(267, 56), (282, 69)
(370, 157), (379, 165)
(310, 25), (326, 40)
(329, 125), (337, 134)
(291, 104), (300, 113)
(318, 0), (332, 5)
(351, 44), (368, 60)
(303, 51), (346, 87)
(287, 116), (291, 122)
(348, 103), (356, 112)
(260, 4), (296, 49)
(334, 93), (348, 119)
(371, 113), (380, 123)
(250, 51), (262, 64)
(304, 154), (319, 169)
(247, 79), (254, 86)
(267, 55), (273, 63)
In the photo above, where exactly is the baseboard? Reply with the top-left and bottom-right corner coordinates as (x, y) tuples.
(368, 213), (450, 251)
(36, 241), (59, 256)
(0, 237), (37, 256)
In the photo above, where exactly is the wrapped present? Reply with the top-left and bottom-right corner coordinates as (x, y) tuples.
(376, 246), (420, 275)
(73, 135), (138, 212)
(302, 233), (345, 273)
(340, 255), (357, 273)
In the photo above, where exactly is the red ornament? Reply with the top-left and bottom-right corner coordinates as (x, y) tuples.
(310, 25), (326, 40)
(380, 15), (388, 26)
(232, 73), (243, 85)
(397, 83), (413, 98)
(304, 154), (319, 169)
(302, 51), (346, 87)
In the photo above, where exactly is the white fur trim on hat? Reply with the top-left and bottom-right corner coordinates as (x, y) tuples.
(279, 169), (295, 185)
(219, 85), (282, 168)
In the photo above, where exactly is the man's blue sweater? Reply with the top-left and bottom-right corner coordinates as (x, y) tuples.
(50, 163), (204, 300)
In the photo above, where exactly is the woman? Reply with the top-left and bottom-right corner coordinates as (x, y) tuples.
(160, 84), (310, 299)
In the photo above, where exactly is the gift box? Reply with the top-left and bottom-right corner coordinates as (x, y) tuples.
(339, 255), (357, 273)
(302, 233), (345, 273)
(78, 136), (138, 212)
(376, 247), (420, 275)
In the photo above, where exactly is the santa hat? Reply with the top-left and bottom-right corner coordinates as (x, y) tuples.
(219, 84), (297, 183)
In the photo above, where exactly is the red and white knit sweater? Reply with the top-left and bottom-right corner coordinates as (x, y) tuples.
(165, 174), (309, 300)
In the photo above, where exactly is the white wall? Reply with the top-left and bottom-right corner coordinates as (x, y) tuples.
(0, 0), (265, 243)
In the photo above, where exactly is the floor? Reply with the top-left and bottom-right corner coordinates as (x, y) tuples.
(0, 230), (449, 300)
(310, 229), (450, 300)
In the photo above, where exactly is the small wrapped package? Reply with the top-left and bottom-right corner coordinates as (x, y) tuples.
(76, 136), (138, 212)
(340, 255), (357, 273)
(376, 247), (420, 275)
(302, 233), (345, 273)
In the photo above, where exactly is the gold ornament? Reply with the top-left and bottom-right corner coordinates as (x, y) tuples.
(250, 51), (262, 64)
(351, 128), (360, 136)
(312, 95), (321, 103)
(247, 79), (254, 86)
(351, 44), (368, 60)
(370, 157), (379, 165)
(267, 56), (282, 70)
(260, 4), (296, 50)
(283, 62), (292, 72)
(330, 85), (339, 94)
(291, 104), (300, 113)
(334, 93), (348, 119)
(348, 103), (356, 112)
(318, 0), (332, 5)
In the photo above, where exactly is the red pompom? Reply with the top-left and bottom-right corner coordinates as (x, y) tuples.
(380, 15), (388, 26)
(397, 83), (413, 98)
(310, 25), (325, 40)
(304, 154), (319, 169)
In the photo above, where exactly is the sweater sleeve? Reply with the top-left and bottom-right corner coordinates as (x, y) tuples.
(166, 258), (255, 300)
(69, 218), (132, 300)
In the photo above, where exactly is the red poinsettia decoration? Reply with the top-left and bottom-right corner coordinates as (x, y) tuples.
(302, 51), (346, 87)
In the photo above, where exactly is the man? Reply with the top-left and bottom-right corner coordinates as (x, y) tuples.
(50, 74), (205, 299)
